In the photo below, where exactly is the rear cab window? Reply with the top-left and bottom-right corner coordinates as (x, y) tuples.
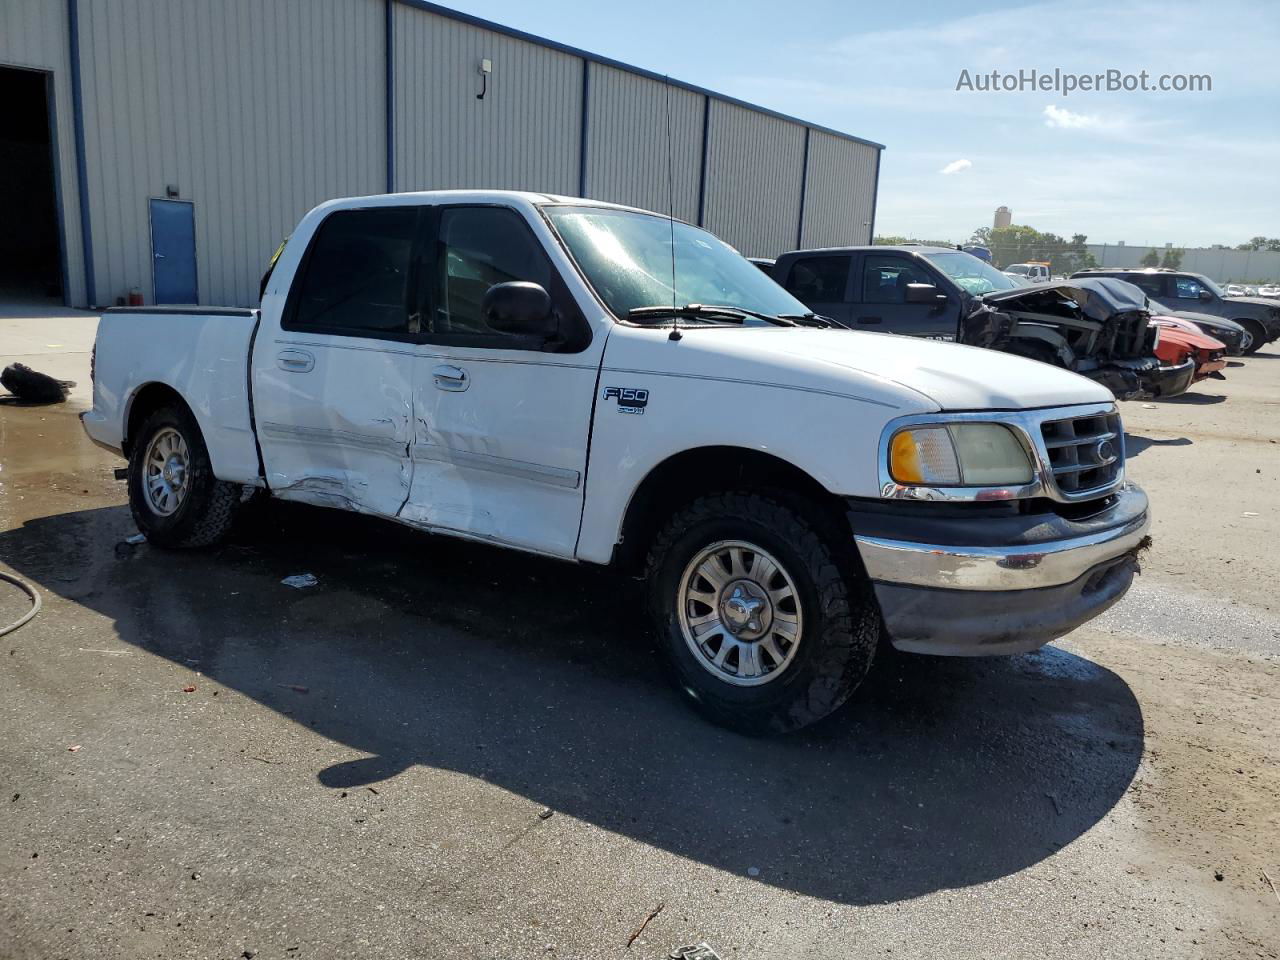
(1126, 274), (1166, 298)
(284, 206), (420, 338)
(783, 256), (850, 303)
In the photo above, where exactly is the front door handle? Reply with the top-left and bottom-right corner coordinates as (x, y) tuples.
(856, 316), (882, 324)
(432, 364), (469, 392)
(276, 349), (314, 373)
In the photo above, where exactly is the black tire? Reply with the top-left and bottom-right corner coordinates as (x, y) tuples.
(1235, 318), (1266, 355)
(127, 403), (239, 548)
(645, 491), (880, 735)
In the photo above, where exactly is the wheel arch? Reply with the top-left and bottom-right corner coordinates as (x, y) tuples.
(1230, 316), (1268, 349)
(1007, 325), (1073, 366)
(123, 382), (195, 457)
(612, 445), (850, 574)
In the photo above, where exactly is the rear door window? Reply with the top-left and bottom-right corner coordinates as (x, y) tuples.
(783, 255), (851, 303)
(286, 207), (419, 337)
(1127, 274), (1165, 298)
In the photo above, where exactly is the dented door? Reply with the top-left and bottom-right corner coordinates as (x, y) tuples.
(251, 205), (421, 517)
(399, 204), (598, 558)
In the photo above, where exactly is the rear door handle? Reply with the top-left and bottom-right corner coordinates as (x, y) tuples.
(276, 349), (314, 373)
(856, 316), (882, 324)
(432, 364), (469, 392)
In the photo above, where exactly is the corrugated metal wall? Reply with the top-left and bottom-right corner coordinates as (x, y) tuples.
(0, 0), (86, 306)
(394, 4), (582, 196)
(76, 0), (385, 307)
(1, 0), (881, 308)
(800, 130), (879, 248)
(702, 100), (806, 258)
(584, 64), (702, 222)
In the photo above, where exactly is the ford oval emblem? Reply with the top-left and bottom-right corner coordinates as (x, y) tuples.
(1095, 439), (1115, 462)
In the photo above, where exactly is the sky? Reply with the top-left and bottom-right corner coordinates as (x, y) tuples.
(444, 0), (1278, 248)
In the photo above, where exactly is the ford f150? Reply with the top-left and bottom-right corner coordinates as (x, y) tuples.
(82, 191), (1150, 734)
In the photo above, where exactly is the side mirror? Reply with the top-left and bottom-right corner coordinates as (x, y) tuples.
(482, 281), (555, 337)
(905, 282), (943, 304)
(1199, 289), (1214, 301)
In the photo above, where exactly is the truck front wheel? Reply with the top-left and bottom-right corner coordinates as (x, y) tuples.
(127, 404), (239, 548)
(645, 492), (879, 734)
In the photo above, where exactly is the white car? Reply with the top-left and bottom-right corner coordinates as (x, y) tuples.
(1004, 262), (1051, 283)
(82, 190), (1149, 733)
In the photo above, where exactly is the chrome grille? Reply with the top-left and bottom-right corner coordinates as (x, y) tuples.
(1039, 410), (1124, 497)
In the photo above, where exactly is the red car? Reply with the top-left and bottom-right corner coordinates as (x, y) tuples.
(1151, 316), (1227, 385)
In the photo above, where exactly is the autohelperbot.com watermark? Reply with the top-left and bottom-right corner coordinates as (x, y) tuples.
(955, 68), (1211, 96)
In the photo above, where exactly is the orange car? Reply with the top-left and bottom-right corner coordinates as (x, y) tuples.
(1151, 316), (1227, 384)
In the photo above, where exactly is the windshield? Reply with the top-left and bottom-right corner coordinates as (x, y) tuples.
(543, 206), (810, 321)
(924, 251), (1020, 295)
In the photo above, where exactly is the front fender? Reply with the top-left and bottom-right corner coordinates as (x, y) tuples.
(574, 326), (927, 564)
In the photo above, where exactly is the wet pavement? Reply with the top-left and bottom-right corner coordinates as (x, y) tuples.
(1, 333), (1278, 959)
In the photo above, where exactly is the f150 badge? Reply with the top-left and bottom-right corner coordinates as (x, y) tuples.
(602, 386), (649, 415)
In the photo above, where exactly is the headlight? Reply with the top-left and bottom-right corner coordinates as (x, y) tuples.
(888, 423), (1033, 487)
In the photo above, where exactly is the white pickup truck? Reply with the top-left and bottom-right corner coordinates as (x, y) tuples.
(83, 190), (1149, 733)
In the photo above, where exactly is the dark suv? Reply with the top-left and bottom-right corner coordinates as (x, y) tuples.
(772, 245), (1190, 400)
(1069, 268), (1280, 354)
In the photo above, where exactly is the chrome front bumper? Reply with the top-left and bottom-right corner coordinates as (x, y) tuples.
(854, 484), (1149, 655)
(856, 501), (1148, 592)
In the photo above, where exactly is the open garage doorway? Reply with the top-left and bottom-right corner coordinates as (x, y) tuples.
(0, 65), (66, 307)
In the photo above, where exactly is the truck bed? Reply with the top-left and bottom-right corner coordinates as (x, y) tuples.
(81, 307), (264, 486)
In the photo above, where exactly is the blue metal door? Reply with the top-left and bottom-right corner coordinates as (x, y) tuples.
(149, 199), (198, 304)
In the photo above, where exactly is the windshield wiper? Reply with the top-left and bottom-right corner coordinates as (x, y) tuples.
(778, 312), (842, 329)
(627, 303), (796, 327)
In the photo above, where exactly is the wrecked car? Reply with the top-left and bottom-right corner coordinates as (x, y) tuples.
(772, 245), (1182, 400)
(1151, 316), (1228, 385)
(82, 191), (1149, 735)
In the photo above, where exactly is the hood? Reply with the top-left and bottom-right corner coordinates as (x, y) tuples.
(681, 327), (1115, 411)
(1163, 309), (1245, 334)
(1153, 322), (1226, 353)
(1226, 295), (1280, 310)
(981, 276), (1147, 322)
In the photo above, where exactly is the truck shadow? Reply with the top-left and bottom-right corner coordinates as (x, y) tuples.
(1154, 392), (1226, 405)
(1125, 433), (1193, 457)
(6, 502), (1144, 907)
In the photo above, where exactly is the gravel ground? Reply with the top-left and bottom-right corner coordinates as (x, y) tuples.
(1, 327), (1277, 960)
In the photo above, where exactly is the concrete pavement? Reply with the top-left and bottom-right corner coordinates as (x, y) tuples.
(1, 313), (1277, 960)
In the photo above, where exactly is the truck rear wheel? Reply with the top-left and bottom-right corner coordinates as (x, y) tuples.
(127, 404), (239, 548)
(645, 491), (879, 734)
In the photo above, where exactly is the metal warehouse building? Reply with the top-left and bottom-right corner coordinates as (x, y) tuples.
(0, 0), (883, 310)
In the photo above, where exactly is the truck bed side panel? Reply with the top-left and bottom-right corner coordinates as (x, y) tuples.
(85, 310), (262, 485)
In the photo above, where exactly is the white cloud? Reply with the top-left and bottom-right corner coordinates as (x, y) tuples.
(940, 158), (972, 175)
(1043, 104), (1122, 130)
